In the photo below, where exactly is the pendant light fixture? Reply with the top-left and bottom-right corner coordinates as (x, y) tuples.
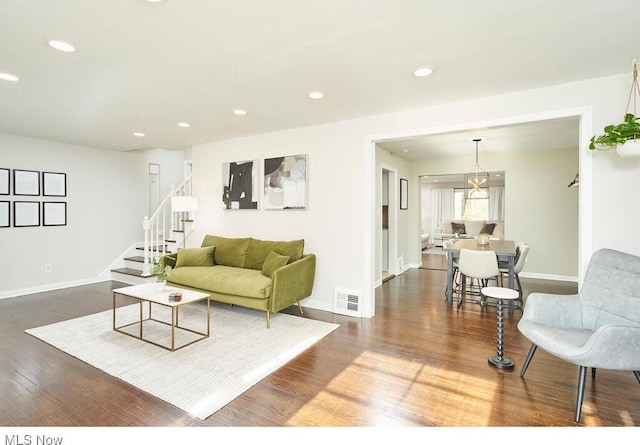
(465, 138), (489, 199)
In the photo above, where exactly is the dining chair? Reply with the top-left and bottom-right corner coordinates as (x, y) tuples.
(443, 240), (460, 301)
(456, 248), (500, 310)
(498, 242), (529, 308)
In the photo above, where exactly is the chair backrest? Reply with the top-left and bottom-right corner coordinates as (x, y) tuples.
(513, 243), (529, 274)
(580, 248), (640, 330)
(457, 249), (499, 279)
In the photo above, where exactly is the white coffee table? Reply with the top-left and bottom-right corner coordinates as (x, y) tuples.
(112, 283), (210, 351)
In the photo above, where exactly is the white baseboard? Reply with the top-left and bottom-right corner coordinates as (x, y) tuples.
(0, 277), (109, 301)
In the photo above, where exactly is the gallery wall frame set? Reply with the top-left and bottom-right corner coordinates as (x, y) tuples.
(0, 167), (68, 228)
(222, 154), (308, 210)
(1, 201), (68, 228)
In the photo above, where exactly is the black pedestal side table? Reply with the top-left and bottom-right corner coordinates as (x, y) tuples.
(481, 286), (519, 370)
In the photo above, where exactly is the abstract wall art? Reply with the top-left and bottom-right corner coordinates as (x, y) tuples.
(263, 154), (307, 210)
(222, 160), (259, 209)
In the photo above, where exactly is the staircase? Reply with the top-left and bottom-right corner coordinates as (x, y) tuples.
(110, 175), (194, 284)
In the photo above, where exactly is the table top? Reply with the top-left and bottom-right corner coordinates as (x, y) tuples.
(444, 239), (516, 256)
(113, 283), (210, 306)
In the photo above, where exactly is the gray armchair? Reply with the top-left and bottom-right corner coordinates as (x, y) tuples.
(517, 248), (640, 423)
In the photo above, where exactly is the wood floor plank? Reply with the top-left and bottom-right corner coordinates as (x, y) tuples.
(0, 268), (638, 427)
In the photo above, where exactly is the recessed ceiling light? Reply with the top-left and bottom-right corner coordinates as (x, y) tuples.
(308, 91), (324, 99)
(413, 67), (433, 77)
(48, 40), (76, 53)
(402, 149), (409, 153)
(178, 122), (191, 128)
(233, 109), (247, 115)
(0, 72), (19, 82)
(133, 132), (145, 137)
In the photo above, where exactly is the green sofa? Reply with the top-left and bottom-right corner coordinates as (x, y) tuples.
(159, 235), (316, 328)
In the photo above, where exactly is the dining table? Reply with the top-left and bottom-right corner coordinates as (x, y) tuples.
(443, 239), (518, 312)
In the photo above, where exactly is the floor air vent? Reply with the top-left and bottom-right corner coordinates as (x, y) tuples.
(333, 288), (362, 317)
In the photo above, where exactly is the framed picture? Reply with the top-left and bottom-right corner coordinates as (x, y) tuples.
(400, 178), (408, 210)
(0, 201), (9, 227)
(222, 160), (259, 209)
(263, 154), (307, 210)
(0, 168), (9, 195)
(14, 169), (40, 196)
(43, 202), (67, 226)
(42, 171), (67, 197)
(14, 201), (40, 227)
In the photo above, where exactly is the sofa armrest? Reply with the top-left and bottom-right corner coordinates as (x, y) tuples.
(270, 253), (316, 312)
(159, 253), (177, 269)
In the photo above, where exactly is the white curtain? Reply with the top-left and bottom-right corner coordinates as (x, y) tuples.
(489, 186), (505, 221)
(431, 188), (454, 235)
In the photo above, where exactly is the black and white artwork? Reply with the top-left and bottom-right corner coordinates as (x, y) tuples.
(263, 154), (307, 210)
(222, 160), (259, 209)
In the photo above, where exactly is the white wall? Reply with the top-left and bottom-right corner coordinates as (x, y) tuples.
(0, 134), (188, 299)
(413, 148), (578, 278)
(190, 72), (640, 318)
(4, 72), (638, 316)
(0, 133), (146, 297)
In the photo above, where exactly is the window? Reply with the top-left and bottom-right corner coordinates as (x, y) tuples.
(453, 188), (488, 220)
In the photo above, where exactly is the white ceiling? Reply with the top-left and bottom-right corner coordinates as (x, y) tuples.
(377, 116), (580, 160)
(1, 0), (639, 152)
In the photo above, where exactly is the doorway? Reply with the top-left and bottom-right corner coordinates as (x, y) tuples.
(365, 106), (593, 320)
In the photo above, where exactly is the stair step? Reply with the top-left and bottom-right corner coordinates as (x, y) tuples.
(124, 256), (145, 263)
(112, 268), (148, 278)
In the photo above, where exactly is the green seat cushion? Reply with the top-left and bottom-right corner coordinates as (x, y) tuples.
(244, 238), (304, 270)
(201, 235), (251, 268)
(169, 265), (271, 299)
(261, 251), (290, 277)
(175, 246), (215, 268)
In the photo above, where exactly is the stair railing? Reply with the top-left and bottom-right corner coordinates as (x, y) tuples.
(142, 174), (192, 276)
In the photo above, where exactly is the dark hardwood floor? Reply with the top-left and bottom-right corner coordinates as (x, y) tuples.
(1, 262), (638, 429)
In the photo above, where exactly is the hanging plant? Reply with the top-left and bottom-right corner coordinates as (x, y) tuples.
(589, 59), (640, 157)
(589, 113), (640, 150)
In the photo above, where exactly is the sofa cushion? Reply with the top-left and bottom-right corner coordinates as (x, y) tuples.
(201, 235), (251, 268)
(169, 265), (272, 300)
(479, 223), (496, 235)
(175, 246), (215, 268)
(451, 222), (466, 235)
(261, 251), (290, 277)
(244, 238), (304, 270)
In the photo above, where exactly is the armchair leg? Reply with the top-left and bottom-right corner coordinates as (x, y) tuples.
(297, 302), (304, 315)
(634, 370), (640, 384)
(520, 344), (537, 377)
(575, 366), (587, 423)
(266, 311), (270, 329)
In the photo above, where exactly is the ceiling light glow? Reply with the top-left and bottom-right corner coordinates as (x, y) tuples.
(234, 109), (247, 115)
(413, 67), (433, 77)
(0, 73), (19, 82)
(178, 122), (191, 128)
(49, 40), (76, 52)
(308, 91), (324, 99)
(134, 132), (145, 137)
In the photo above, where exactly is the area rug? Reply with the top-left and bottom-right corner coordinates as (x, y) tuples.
(26, 302), (339, 420)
